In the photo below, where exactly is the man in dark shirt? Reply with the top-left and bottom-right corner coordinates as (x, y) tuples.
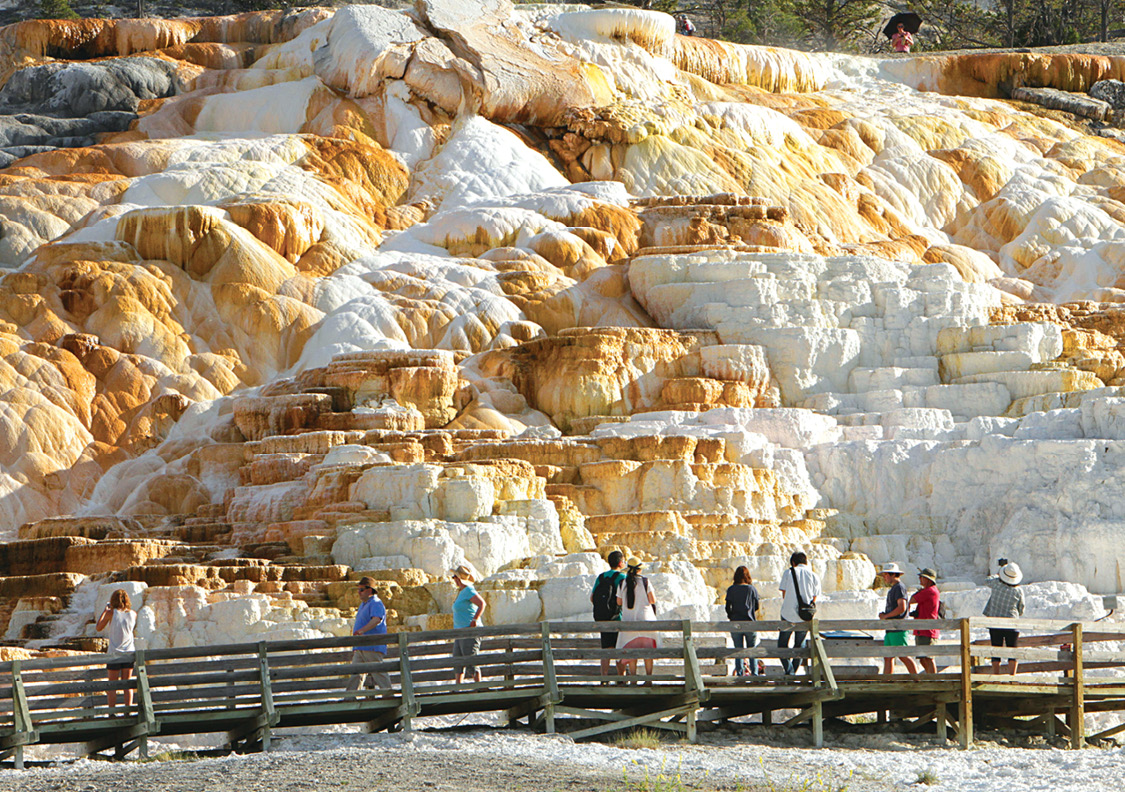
(878, 564), (917, 675)
(590, 550), (626, 677)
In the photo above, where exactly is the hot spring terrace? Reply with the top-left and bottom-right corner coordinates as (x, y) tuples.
(0, 617), (1121, 766)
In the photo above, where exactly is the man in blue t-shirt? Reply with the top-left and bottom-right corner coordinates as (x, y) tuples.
(346, 576), (391, 691)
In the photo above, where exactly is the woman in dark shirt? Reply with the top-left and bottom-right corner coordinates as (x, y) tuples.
(725, 566), (761, 676)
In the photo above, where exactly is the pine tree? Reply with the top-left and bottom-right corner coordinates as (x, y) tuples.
(36, 0), (80, 19)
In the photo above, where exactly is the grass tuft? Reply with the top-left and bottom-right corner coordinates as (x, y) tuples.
(138, 750), (201, 764)
(614, 727), (664, 750)
(915, 769), (940, 785)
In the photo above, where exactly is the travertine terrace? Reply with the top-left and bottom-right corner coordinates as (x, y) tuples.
(0, 0), (1123, 653)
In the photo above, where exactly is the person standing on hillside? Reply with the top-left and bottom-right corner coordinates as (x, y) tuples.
(725, 566), (761, 676)
(777, 551), (820, 675)
(346, 576), (391, 692)
(984, 559), (1025, 675)
(878, 563), (918, 675)
(591, 550), (627, 678)
(452, 564), (487, 685)
(891, 22), (913, 52)
(909, 568), (941, 674)
(96, 589), (137, 711)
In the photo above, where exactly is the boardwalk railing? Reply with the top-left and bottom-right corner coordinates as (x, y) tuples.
(1, 617), (1124, 765)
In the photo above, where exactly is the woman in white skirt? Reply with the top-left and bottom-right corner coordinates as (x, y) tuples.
(616, 558), (659, 680)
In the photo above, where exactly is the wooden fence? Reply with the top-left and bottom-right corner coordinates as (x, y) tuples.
(1, 617), (1123, 766)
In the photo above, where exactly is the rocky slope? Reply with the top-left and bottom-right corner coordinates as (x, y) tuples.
(0, 0), (1123, 653)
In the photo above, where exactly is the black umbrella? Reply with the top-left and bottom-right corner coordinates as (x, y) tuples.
(883, 12), (922, 39)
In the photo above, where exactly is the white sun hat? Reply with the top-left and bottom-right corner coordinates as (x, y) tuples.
(880, 563), (905, 575)
(999, 562), (1023, 585)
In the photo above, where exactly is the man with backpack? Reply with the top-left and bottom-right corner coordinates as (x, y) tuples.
(590, 551), (626, 677)
(777, 551), (820, 675)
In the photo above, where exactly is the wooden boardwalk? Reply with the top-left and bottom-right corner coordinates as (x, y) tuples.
(1, 617), (1123, 767)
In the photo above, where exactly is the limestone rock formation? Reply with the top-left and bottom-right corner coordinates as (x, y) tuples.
(2, 2), (1125, 653)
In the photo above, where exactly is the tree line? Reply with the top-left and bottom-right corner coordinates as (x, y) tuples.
(32, 0), (1125, 52)
(634, 0), (1125, 51)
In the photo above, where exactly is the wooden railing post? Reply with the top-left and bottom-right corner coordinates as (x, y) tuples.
(540, 623), (558, 734)
(256, 642), (276, 752)
(134, 650), (155, 759)
(808, 619), (823, 748)
(10, 661), (32, 770)
(1071, 623), (1085, 750)
(398, 633), (417, 732)
(681, 620), (701, 743)
(959, 618), (973, 749)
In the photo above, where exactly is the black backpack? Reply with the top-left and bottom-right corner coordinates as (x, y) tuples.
(592, 571), (622, 621)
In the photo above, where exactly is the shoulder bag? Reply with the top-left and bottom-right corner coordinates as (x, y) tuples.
(791, 566), (816, 621)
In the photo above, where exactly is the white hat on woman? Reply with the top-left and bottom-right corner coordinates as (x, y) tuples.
(999, 562), (1023, 585)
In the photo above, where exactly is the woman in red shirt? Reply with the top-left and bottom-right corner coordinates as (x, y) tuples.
(910, 568), (940, 673)
(891, 23), (913, 53)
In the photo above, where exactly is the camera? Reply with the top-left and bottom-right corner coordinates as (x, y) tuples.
(997, 558), (1009, 567)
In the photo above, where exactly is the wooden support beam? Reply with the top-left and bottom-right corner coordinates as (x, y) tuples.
(366, 704), (408, 734)
(133, 650), (157, 760)
(398, 633), (417, 733)
(9, 661), (35, 770)
(567, 704), (697, 741)
(811, 700), (823, 747)
(256, 642), (277, 752)
(1088, 718), (1125, 743)
(541, 623), (559, 735)
(225, 712), (273, 753)
(809, 623), (838, 695)
(959, 618), (973, 749)
(904, 709), (937, 733)
(936, 702), (947, 742)
(85, 722), (150, 758)
(551, 705), (687, 734)
(1071, 623), (1085, 750)
(782, 704), (818, 728)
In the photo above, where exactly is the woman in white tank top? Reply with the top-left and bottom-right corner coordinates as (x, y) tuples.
(95, 589), (137, 710)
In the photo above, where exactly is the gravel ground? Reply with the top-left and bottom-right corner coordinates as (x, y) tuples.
(0, 739), (625, 792)
(1, 721), (1122, 792)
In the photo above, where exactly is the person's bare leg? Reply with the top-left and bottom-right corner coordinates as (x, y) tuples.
(991, 659), (1000, 674)
(883, 657), (894, 676)
(643, 658), (654, 684)
(472, 668), (481, 684)
(123, 668), (134, 708)
(903, 657), (918, 675)
(107, 668), (120, 709)
(1008, 659), (1018, 676)
(455, 671), (464, 685)
(921, 657), (936, 675)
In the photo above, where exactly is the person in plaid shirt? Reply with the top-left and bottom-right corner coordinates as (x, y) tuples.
(984, 560), (1025, 675)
